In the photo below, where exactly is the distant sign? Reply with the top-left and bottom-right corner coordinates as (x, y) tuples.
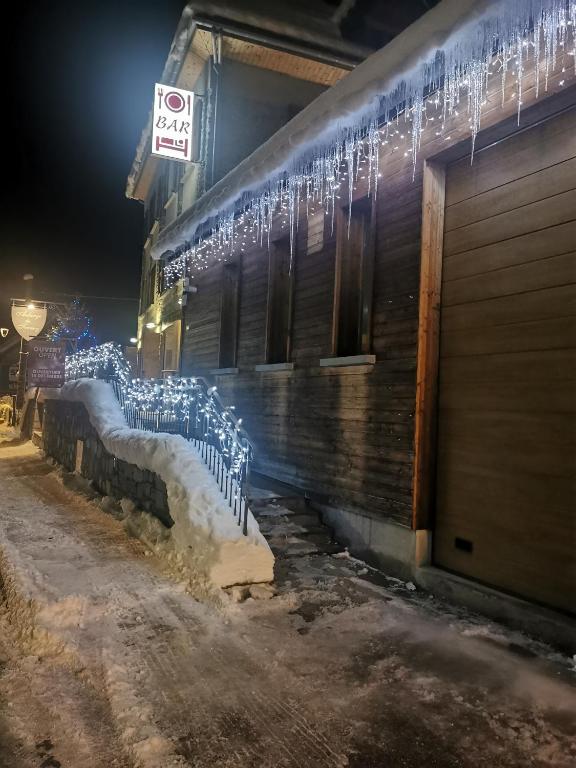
(11, 304), (47, 341)
(152, 83), (194, 162)
(27, 341), (66, 388)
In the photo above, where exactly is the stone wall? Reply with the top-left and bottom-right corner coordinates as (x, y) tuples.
(43, 399), (173, 527)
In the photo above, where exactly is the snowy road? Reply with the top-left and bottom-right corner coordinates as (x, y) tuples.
(0, 441), (575, 768)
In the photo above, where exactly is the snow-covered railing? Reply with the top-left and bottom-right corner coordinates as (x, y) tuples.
(66, 342), (132, 385)
(65, 344), (253, 534)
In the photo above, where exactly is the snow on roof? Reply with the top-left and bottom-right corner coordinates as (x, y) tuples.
(149, 0), (509, 258)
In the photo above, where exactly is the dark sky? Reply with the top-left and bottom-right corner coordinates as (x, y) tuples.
(0, 0), (185, 344)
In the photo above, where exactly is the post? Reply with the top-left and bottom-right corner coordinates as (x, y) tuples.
(16, 337), (27, 411)
(412, 160), (446, 532)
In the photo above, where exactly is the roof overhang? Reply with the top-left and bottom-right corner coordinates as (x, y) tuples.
(151, 0), (487, 256)
(126, 1), (370, 203)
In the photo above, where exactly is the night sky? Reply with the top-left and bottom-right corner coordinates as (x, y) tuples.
(0, 0), (185, 344)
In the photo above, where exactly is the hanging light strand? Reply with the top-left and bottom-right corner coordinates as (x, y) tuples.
(157, 0), (574, 289)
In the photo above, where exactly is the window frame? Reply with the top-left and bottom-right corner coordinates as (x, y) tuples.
(265, 236), (296, 365)
(332, 196), (376, 358)
(218, 258), (241, 369)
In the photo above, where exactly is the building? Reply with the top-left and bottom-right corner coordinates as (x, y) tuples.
(127, 0), (374, 379)
(128, 0), (575, 620)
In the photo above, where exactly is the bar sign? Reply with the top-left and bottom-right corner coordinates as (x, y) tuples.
(152, 83), (194, 162)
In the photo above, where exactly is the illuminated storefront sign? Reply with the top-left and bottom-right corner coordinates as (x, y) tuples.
(27, 341), (66, 388)
(152, 83), (194, 162)
(11, 303), (47, 341)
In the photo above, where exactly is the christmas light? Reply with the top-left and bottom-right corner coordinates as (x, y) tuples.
(65, 342), (131, 386)
(65, 344), (251, 486)
(49, 297), (96, 350)
(156, 0), (574, 287)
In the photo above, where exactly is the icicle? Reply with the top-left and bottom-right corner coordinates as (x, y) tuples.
(534, 18), (541, 99)
(158, 0), (574, 279)
(517, 34), (524, 125)
(468, 58), (486, 161)
(344, 137), (354, 236)
(410, 93), (424, 179)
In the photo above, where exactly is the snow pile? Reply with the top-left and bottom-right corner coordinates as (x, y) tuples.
(42, 379), (274, 588)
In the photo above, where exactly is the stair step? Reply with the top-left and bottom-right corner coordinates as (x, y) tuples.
(251, 503), (314, 520)
(268, 533), (342, 558)
(249, 495), (309, 513)
(257, 519), (326, 537)
(250, 491), (342, 560)
(248, 488), (281, 502)
(253, 507), (321, 526)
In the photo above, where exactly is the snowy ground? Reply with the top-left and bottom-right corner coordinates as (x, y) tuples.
(0, 423), (18, 444)
(0, 441), (575, 768)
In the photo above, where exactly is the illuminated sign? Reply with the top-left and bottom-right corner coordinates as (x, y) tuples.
(11, 303), (47, 341)
(28, 341), (66, 388)
(152, 83), (194, 162)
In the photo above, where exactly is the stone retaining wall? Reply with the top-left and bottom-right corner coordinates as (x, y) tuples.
(43, 399), (173, 527)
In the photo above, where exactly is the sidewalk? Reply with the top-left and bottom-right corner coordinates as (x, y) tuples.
(0, 441), (575, 768)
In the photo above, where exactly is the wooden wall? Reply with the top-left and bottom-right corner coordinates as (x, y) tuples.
(181, 162), (422, 528)
(181, 267), (221, 374)
(179, 58), (572, 531)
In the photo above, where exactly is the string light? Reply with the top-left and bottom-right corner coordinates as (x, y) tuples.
(49, 297), (97, 350)
(65, 344), (250, 480)
(65, 342), (131, 386)
(156, 0), (574, 287)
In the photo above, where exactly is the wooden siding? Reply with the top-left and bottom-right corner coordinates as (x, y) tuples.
(434, 108), (576, 614)
(181, 171), (421, 526)
(178, 58), (571, 530)
(180, 268), (221, 375)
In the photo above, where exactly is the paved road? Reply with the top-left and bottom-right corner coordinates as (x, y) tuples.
(0, 441), (575, 767)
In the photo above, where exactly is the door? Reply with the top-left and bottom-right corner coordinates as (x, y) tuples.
(434, 108), (576, 614)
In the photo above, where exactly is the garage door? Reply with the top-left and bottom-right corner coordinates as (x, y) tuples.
(434, 108), (576, 614)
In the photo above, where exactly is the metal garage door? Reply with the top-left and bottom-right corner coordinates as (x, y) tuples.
(434, 108), (576, 614)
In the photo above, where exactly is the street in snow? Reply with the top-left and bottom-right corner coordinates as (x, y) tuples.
(0, 439), (574, 768)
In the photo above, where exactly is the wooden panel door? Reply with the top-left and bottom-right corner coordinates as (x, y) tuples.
(434, 108), (576, 614)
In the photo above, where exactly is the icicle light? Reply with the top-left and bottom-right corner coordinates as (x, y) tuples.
(157, 0), (575, 286)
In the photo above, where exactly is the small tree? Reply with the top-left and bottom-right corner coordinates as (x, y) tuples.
(48, 297), (96, 353)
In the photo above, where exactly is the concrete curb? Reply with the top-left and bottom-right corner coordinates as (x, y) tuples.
(416, 566), (576, 656)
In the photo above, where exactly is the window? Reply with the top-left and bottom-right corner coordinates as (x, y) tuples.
(145, 263), (157, 308)
(162, 321), (181, 375)
(218, 260), (241, 368)
(333, 197), (375, 357)
(266, 237), (294, 364)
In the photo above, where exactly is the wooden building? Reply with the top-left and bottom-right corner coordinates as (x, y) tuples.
(128, 0), (575, 619)
(127, 0), (369, 380)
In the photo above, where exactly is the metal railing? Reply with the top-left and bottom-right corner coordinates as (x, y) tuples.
(65, 344), (253, 534)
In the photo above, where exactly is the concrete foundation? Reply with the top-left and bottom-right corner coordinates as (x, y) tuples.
(416, 566), (576, 655)
(318, 504), (430, 582)
(317, 502), (575, 654)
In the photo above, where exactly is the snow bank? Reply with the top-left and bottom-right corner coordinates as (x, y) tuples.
(42, 379), (274, 588)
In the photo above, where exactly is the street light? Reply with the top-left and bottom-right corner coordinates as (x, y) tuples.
(130, 337), (138, 344)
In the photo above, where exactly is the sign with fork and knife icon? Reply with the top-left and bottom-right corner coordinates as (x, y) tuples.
(152, 83), (194, 162)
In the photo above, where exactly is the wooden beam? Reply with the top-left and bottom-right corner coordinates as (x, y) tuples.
(412, 160), (445, 530)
